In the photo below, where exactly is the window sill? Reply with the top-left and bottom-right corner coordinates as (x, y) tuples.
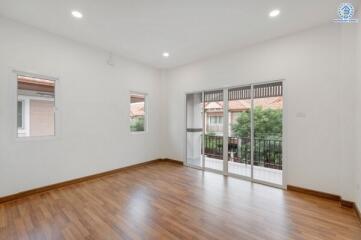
(15, 135), (57, 142)
(130, 131), (147, 135)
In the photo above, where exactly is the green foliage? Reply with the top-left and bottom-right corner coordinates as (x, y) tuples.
(202, 107), (283, 168)
(232, 106), (282, 140)
(130, 116), (145, 132)
(230, 107), (283, 167)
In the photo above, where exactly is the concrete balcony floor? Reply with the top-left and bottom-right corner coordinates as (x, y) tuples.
(187, 156), (282, 185)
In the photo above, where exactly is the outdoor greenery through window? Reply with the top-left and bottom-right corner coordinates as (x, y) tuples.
(130, 93), (146, 132)
(231, 105), (283, 168)
(17, 101), (24, 129)
(232, 106), (282, 140)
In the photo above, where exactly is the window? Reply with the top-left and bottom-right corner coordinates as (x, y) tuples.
(17, 75), (56, 138)
(17, 101), (24, 129)
(209, 116), (223, 124)
(129, 93), (146, 132)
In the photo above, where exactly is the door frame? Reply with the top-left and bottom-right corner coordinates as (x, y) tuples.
(185, 79), (286, 189)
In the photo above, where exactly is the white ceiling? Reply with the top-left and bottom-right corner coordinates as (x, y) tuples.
(0, 0), (358, 69)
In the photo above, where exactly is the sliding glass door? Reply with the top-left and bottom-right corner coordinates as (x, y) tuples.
(203, 90), (224, 172)
(252, 83), (283, 185)
(227, 86), (252, 178)
(185, 81), (283, 187)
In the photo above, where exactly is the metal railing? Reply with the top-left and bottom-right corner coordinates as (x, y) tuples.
(204, 135), (282, 170)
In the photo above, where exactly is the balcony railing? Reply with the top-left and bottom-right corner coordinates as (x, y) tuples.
(204, 135), (282, 170)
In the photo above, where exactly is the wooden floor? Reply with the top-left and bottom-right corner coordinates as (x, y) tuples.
(0, 161), (360, 240)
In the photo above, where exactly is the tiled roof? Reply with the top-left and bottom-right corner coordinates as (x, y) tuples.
(204, 96), (282, 111)
(130, 102), (145, 117)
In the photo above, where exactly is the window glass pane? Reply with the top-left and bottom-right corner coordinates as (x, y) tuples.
(17, 75), (55, 137)
(204, 89), (224, 171)
(17, 101), (23, 128)
(253, 82), (283, 185)
(130, 93), (146, 132)
(228, 85), (252, 178)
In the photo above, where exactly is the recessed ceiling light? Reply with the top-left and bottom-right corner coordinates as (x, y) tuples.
(162, 52), (170, 58)
(269, 9), (280, 18)
(71, 10), (83, 19)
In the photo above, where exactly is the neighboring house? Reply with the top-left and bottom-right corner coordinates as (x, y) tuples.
(17, 76), (55, 137)
(129, 94), (146, 131)
(204, 96), (283, 136)
(129, 102), (145, 120)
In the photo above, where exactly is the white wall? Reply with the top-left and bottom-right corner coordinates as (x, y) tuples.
(356, 13), (361, 210)
(162, 23), (358, 201)
(339, 23), (358, 204)
(0, 18), (163, 197)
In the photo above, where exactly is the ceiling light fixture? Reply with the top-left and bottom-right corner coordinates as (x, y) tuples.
(162, 52), (170, 58)
(71, 10), (83, 19)
(269, 9), (280, 18)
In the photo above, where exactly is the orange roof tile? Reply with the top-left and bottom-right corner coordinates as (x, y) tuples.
(204, 97), (282, 112)
(130, 102), (145, 117)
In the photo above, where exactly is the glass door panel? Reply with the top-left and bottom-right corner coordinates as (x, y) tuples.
(252, 82), (283, 185)
(204, 90), (224, 172)
(186, 93), (203, 168)
(185, 81), (284, 188)
(227, 86), (252, 178)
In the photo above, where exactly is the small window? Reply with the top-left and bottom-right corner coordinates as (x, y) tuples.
(17, 75), (56, 138)
(17, 101), (24, 129)
(209, 116), (223, 124)
(129, 93), (146, 132)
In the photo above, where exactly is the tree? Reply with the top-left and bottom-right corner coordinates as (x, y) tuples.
(231, 107), (283, 167)
(232, 106), (282, 140)
(130, 116), (145, 131)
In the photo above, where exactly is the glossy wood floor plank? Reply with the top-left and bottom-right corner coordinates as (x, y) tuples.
(0, 161), (360, 240)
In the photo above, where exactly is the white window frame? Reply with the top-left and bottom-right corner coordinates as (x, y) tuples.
(13, 70), (59, 141)
(129, 91), (148, 134)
